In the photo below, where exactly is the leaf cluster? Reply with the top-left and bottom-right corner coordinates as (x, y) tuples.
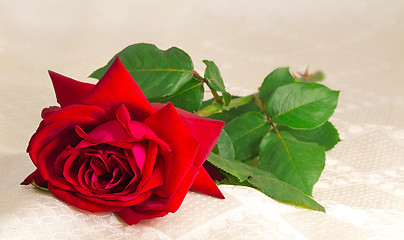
(90, 43), (341, 211)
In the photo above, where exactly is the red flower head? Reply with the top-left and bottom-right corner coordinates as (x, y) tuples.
(22, 57), (225, 225)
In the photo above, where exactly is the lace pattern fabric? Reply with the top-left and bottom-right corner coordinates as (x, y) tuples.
(1, 0), (403, 239)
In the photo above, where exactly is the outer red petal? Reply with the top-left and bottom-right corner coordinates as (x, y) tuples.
(190, 167), (225, 199)
(151, 103), (225, 167)
(177, 110), (225, 168)
(20, 169), (48, 188)
(34, 129), (80, 191)
(41, 106), (61, 119)
(48, 184), (123, 213)
(150, 103), (225, 199)
(83, 57), (155, 121)
(133, 165), (199, 213)
(117, 207), (168, 225)
(27, 105), (106, 165)
(144, 103), (200, 199)
(48, 71), (95, 108)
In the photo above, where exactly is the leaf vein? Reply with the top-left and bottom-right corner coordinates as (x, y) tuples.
(272, 94), (335, 119)
(277, 133), (310, 194)
(233, 123), (267, 142)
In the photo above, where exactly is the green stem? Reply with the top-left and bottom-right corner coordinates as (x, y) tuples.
(196, 92), (280, 134)
(196, 94), (255, 117)
(252, 94), (279, 134)
(210, 88), (223, 104)
(192, 70), (223, 104)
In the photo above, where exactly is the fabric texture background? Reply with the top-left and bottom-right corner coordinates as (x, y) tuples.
(0, 0), (403, 239)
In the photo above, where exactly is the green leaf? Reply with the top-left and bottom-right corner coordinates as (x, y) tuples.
(214, 129), (235, 160)
(224, 112), (270, 161)
(222, 91), (232, 106)
(267, 82), (339, 129)
(207, 153), (252, 182)
(247, 170), (325, 212)
(90, 43), (194, 99)
(203, 60), (231, 105)
(208, 101), (262, 122)
(219, 171), (252, 187)
(207, 153), (325, 212)
(277, 121), (340, 151)
(258, 131), (325, 196)
(150, 76), (204, 112)
(203, 60), (226, 92)
(259, 67), (295, 105)
(244, 156), (259, 168)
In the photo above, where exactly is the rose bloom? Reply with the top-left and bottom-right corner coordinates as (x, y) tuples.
(22, 58), (225, 225)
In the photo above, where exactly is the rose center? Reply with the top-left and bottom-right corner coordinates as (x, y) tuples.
(59, 143), (144, 194)
(83, 146), (134, 190)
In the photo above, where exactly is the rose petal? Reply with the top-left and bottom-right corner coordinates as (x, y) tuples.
(62, 148), (83, 188)
(151, 102), (225, 168)
(150, 103), (225, 199)
(176, 111), (224, 168)
(116, 105), (170, 152)
(123, 149), (141, 179)
(75, 121), (131, 148)
(190, 167), (225, 199)
(83, 57), (155, 121)
(77, 187), (154, 207)
(131, 141), (146, 171)
(20, 169), (48, 188)
(110, 150), (136, 178)
(144, 103), (199, 198)
(136, 141), (158, 186)
(117, 207), (168, 225)
(41, 106), (61, 119)
(48, 71), (95, 108)
(105, 169), (130, 190)
(116, 104), (132, 137)
(75, 120), (167, 152)
(131, 156), (164, 195)
(33, 129), (79, 191)
(134, 165), (199, 213)
(27, 104), (106, 159)
(48, 184), (123, 213)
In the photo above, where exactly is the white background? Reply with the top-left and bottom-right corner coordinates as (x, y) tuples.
(1, 1), (403, 239)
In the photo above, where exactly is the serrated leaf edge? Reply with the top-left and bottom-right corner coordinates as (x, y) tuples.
(271, 90), (339, 120)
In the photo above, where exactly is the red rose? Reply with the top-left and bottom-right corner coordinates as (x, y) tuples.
(21, 58), (225, 225)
